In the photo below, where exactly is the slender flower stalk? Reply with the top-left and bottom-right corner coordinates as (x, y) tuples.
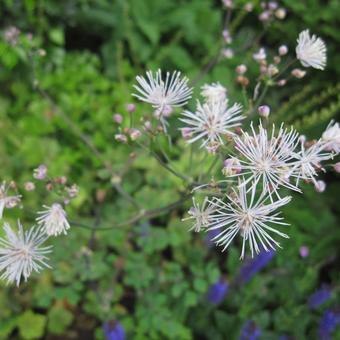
(180, 100), (243, 150)
(36, 203), (70, 236)
(296, 29), (327, 70)
(0, 221), (52, 286)
(207, 182), (291, 259)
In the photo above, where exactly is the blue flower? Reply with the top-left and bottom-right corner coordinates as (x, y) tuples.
(308, 285), (331, 309)
(103, 321), (125, 340)
(204, 228), (221, 248)
(207, 278), (229, 305)
(318, 309), (340, 340)
(240, 320), (261, 340)
(237, 249), (275, 284)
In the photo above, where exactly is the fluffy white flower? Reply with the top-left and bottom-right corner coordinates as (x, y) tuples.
(253, 48), (266, 62)
(183, 197), (216, 232)
(133, 69), (192, 114)
(180, 100), (243, 149)
(0, 182), (21, 219)
(207, 183), (291, 259)
(296, 29), (326, 70)
(291, 140), (333, 186)
(231, 123), (301, 197)
(36, 203), (70, 236)
(322, 121), (340, 153)
(200, 83), (227, 104)
(0, 221), (52, 286)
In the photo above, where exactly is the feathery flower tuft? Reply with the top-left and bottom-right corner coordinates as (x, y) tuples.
(180, 100), (243, 150)
(207, 183), (291, 259)
(201, 83), (227, 104)
(230, 123), (301, 197)
(133, 69), (192, 114)
(183, 197), (216, 232)
(296, 29), (327, 70)
(37, 203), (70, 236)
(0, 221), (52, 286)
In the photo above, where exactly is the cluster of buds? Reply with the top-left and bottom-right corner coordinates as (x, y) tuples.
(259, 1), (286, 22)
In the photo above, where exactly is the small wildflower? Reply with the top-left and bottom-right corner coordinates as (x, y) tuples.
(129, 128), (142, 141)
(253, 48), (266, 62)
(66, 184), (79, 198)
(314, 180), (326, 193)
(183, 197), (215, 232)
(207, 183), (291, 259)
(0, 221), (52, 286)
(333, 162), (340, 173)
(115, 134), (128, 143)
(240, 321), (262, 340)
(291, 68), (307, 79)
(244, 3), (254, 12)
(0, 182), (21, 219)
(36, 204), (70, 236)
(103, 321), (126, 340)
(236, 64), (247, 75)
(275, 8), (286, 19)
(318, 309), (340, 339)
(278, 45), (288, 56)
(308, 286), (331, 309)
(322, 121), (340, 153)
(126, 103), (135, 113)
(33, 164), (47, 180)
(222, 48), (234, 59)
(296, 29), (327, 70)
(24, 182), (35, 191)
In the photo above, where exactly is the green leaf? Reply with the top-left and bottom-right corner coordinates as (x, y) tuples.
(47, 306), (74, 334)
(17, 311), (46, 340)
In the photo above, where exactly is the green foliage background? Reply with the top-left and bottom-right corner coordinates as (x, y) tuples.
(0, 0), (339, 339)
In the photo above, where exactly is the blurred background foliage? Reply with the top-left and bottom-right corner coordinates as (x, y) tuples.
(0, 0), (339, 339)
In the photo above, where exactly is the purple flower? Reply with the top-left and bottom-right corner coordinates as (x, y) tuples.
(237, 249), (275, 284)
(103, 321), (125, 340)
(207, 278), (229, 305)
(318, 309), (340, 340)
(204, 228), (221, 248)
(240, 320), (261, 340)
(308, 286), (331, 309)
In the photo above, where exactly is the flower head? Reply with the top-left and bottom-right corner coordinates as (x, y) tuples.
(296, 29), (326, 70)
(0, 221), (52, 286)
(200, 83), (227, 104)
(0, 182), (21, 219)
(322, 121), (340, 153)
(231, 123), (301, 197)
(207, 183), (291, 259)
(183, 197), (216, 232)
(133, 69), (192, 114)
(180, 100), (243, 150)
(36, 203), (70, 236)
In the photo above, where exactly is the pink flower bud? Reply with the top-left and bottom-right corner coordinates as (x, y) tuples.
(24, 181), (35, 191)
(314, 180), (326, 193)
(275, 8), (286, 19)
(113, 113), (123, 124)
(334, 162), (340, 173)
(129, 128), (141, 141)
(222, 48), (234, 59)
(278, 45), (288, 56)
(115, 134), (128, 143)
(277, 79), (287, 86)
(181, 127), (192, 139)
(291, 68), (306, 79)
(126, 103), (136, 113)
(258, 105), (270, 118)
(299, 246), (309, 258)
(236, 64), (247, 75)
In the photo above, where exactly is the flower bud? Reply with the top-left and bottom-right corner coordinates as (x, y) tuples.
(236, 64), (247, 75)
(129, 128), (141, 141)
(181, 127), (192, 139)
(259, 11), (270, 22)
(314, 180), (326, 193)
(275, 8), (286, 19)
(277, 79), (287, 86)
(221, 48), (234, 59)
(291, 68), (307, 79)
(273, 56), (281, 64)
(113, 113), (123, 124)
(267, 64), (279, 76)
(268, 1), (278, 10)
(299, 246), (309, 258)
(24, 181), (35, 191)
(115, 134), (128, 143)
(236, 75), (249, 87)
(258, 105), (270, 118)
(334, 162), (340, 173)
(278, 45), (288, 56)
(126, 103), (135, 113)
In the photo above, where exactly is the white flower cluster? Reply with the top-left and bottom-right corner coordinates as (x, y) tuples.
(131, 30), (338, 259)
(0, 173), (71, 286)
